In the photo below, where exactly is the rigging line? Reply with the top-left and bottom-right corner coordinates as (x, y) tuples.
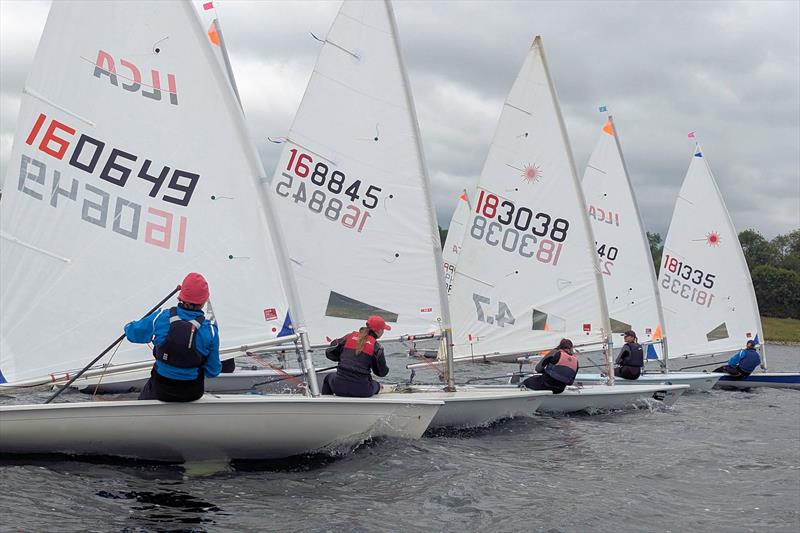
(312, 68), (403, 110)
(309, 32), (360, 60)
(281, 139), (337, 165)
(23, 88), (95, 126)
(90, 339), (123, 400)
(586, 164), (606, 174)
(151, 36), (169, 53)
(504, 102), (532, 115)
(79, 56), (177, 95)
(0, 232), (70, 263)
(454, 270), (495, 288)
(337, 11), (391, 35)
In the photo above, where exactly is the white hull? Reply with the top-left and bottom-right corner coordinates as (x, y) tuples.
(70, 367), (337, 394)
(381, 387), (550, 429)
(711, 372), (800, 390)
(0, 395), (442, 462)
(575, 372), (721, 392)
(472, 383), (689, 413)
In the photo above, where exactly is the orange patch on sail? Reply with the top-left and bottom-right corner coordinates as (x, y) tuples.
(208, 23), (220, 46)
(652, 324), (662, 341)
(602, 120), (614, 136)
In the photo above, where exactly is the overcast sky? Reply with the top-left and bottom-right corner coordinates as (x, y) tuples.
(1, 0), (798, 238)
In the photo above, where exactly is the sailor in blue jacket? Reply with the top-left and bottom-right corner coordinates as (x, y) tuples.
(125, 273), (221, 402)
(713, 340), (762, 379)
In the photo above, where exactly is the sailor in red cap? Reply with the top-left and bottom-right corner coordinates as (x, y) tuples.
(321, 315), (392, 397)
(124, 272), (221, 402)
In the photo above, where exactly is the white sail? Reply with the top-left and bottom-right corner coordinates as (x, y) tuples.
(0, 1), (295, 385)
(448, 37), (610, 359)
(269, 0), (447, 344)
(658, 145), (763, 358)
(442, 190), (470, 294)
(582, 116), (666, 358)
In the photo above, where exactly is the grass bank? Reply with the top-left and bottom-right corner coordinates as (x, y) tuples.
(762, 316), (800, 344)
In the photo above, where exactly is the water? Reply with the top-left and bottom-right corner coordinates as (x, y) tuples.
(1, 345), (798, 532)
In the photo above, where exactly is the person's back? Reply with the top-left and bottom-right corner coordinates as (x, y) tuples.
(522, 339), (578, 394)
(615, 331), (644, 380)
(713, 341), (761, 379)
(322, 316), (390, 398)
(125, 273), (220, 402)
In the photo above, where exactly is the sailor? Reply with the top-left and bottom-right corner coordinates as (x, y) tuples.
(322, 315), (391, 397)
(522, 338), (579, 394)
(125, 272), (221, 402)
(614, 330), (645, 380)
(713, 340), (762, 379)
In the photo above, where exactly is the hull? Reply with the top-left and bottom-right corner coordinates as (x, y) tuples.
(472, 383), (689, 413)
(382, 387), (549, 429)
(713, 372), (800, 390)
(0, 395), (442, 462)
(71, 367), (337, 394)
(575, 372), (721, 392)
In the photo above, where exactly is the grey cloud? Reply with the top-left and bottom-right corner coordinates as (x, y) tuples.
(1, 0), (797, 239)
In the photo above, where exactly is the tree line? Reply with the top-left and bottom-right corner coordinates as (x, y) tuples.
(649, 229), (800, 319)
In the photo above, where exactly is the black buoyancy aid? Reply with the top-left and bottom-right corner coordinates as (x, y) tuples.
(153, 307), (205, 369)
(337, 331), (377, 379)
(622, 342), (644, 367)
(544, 350), (579, 385)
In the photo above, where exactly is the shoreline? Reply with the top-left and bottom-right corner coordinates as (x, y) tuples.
(767, 341), (800, 347)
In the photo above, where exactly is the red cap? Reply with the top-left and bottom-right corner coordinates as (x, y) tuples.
(179, 272), (209, 305)
(366, 315), (391, 332)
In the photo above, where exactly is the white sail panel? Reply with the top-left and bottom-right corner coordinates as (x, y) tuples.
(269, 1), (445, 344)
(442, 190), (470, 294)
(449, 38), (609, 358)
(582, 118), (665, 356)
(658, 146), (763, 358)
(0, 1), (293, 385)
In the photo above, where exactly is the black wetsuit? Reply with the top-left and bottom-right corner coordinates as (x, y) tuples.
(614, 342), (644, 380)
(322, 330), (389, 397)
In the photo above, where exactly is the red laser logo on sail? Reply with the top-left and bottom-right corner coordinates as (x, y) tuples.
(706, 232), (721, 246)
(521, 163), (542, 184)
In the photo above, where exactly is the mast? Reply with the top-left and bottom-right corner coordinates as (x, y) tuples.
(384, 0), (455, 389)
(187, 1), (320, 395)
(607, 114), (670, 371)
(537, 36), (613, 384)
(213, 18), (243, 108)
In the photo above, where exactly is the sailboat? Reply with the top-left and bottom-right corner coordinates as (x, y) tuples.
(657, 144), (800, 389)
(574, 116), (720, 391)
(442, 190), (471, 294)
(266, 0), (556, 429)
(65, 0), (328, 395)
(410, 37), (689, 412)
(0, 0), (444, 462)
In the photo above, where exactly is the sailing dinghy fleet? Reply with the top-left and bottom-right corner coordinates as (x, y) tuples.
(0, 0), (791, 463)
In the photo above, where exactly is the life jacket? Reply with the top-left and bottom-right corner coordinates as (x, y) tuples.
(621, 342), (644, 367)
(736, 349), (760, 374)
(153, 307), (205, 369)
(544, 349), (578, 385)
(336, 331), (377, 379)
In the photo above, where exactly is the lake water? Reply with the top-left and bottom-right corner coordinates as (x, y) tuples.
(1, 345), (798, 532)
